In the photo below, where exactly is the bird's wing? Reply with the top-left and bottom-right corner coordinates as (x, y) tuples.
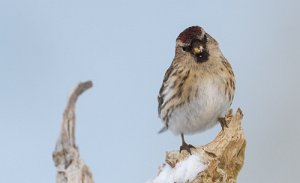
(157, 65), (174, 116)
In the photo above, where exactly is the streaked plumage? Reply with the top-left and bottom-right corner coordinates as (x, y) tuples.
(158, 26), (235, 153)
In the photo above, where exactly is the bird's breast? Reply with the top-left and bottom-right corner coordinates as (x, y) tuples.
(167, 74), (231, 135)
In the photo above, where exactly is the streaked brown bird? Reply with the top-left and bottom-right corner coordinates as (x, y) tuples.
(158, 26), (235, 154)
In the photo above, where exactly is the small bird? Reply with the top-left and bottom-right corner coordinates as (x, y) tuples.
(158, 26), (235, 154)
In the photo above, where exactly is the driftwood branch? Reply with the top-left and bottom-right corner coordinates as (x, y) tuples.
(52, 81), (94, 183)
(152, 108), (246, 183)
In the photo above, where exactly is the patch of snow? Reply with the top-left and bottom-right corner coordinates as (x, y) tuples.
(146, 155), (206, 183)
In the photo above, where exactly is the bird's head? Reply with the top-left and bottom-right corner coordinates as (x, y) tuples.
(176, 26), (218, 63)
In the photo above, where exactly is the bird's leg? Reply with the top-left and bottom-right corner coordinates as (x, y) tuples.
(218, 117), (228, 130)
(179, 133), (195, 154)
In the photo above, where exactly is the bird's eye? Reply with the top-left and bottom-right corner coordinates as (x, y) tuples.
(182, 46), (191, 52)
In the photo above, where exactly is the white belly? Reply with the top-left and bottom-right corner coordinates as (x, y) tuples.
(167, 79), (230, 135)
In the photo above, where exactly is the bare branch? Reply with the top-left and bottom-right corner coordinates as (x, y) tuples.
(53, 81), (94, 183)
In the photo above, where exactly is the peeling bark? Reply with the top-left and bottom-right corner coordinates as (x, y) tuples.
(52, 81), (94, 183)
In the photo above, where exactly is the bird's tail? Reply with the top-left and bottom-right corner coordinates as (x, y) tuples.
(158, 126), (168, 134)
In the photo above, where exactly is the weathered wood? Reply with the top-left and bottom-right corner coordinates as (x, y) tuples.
(156, 108), (246, 183)
(52, 81), (94, 183)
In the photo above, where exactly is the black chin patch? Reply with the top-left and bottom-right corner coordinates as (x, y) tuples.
(182, 46), (209, 63)
(195, 50), (209, 63)
(182, 37), (209, 63)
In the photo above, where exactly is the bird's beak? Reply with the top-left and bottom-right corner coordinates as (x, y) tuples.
(193, 45), (204, 54)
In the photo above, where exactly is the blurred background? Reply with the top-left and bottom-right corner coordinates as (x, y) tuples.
(0, 0), (299, 182)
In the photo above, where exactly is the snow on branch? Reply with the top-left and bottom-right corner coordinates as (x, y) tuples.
(52, 81), (94, 183)
(147, 108), (246, 183)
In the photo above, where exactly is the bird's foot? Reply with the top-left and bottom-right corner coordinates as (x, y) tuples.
(225, 109), (233, 122)
(219, 109), (234, 130)
(218, 117), (228, 130)
(180, 143), (195, 154)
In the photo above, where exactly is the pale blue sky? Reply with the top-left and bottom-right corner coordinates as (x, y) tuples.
(0, 0), (299, 182)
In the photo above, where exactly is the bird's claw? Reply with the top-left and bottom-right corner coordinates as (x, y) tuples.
(180, 143), (195, 154)
(219, 109), (234, 130)
(219, 117), (228, 130)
